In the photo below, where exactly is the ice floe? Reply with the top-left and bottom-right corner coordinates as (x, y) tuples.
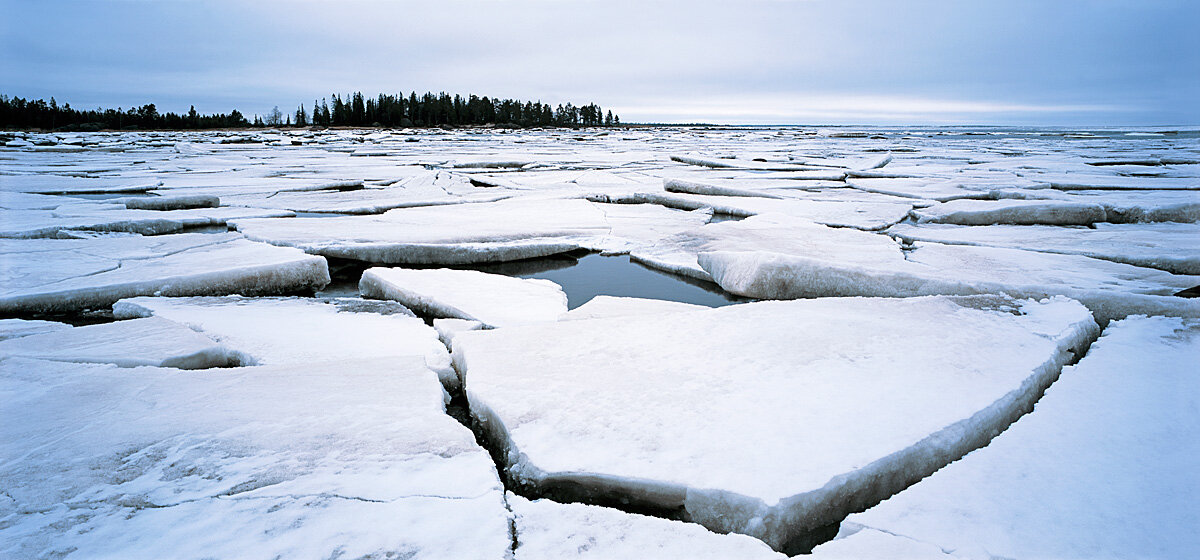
(830, 315), (1200, 560)
(361, 267), (567, 328)
(0, 316), (236, 369)
(454, 295), (1097, 553)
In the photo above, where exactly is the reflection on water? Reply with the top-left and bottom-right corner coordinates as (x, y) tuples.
(500, 252), (750, 309)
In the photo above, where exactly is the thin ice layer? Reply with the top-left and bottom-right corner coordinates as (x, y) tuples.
(838, 316), (1200, 560)
(510, 494), (787, 560)
(455, 295), (1097, 552)
(112, 295), (454, 388)
(889, 222), (1200, 274)
(0, 316), (236, 369)
(0, 357), (510, 560)
(361, 267), (567, 328)
(0, 233), (330, 314)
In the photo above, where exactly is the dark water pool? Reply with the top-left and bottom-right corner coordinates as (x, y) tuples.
(481, 252), (749, 309)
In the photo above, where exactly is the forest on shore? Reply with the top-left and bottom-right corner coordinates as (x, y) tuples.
(0, 92), (620, 131)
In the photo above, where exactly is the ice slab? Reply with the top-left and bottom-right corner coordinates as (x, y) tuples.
(361, 267), (567, 328)
(838, 316), (1200, 560)
(234, 198), (610, 264)
(633, 190), (912, 230)
(433, 318), (486, 348)
(0, 316), (235, 369)
(510, 494), (787, 559)
(1029, 189), (1200, 223)
(559, 295), (708, 321)
(0, 357), (510, 559)
(112, 295), (453, 388)
(0, 233), (330, 314)
(455, 295), (1097, 553)
(911, 199), (1107, 226)
(1034, 173), (1199, 190)
(2, 174), (159, 194)
(0, 318), (71, 340)
(698, 217), (1200, 324)
(889, 222), (1200, 275)
(0, 204), (292, 238)
(123, 194), (219, 210)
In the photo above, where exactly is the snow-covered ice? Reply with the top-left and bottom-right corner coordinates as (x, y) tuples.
(112, 295), (454, 388)
(0, 233), (329, 314)
(0, 356), (511, 560)
(509, 494), (787, 559)
(454, 295), (1097, 552)
(889, 222), (1200, 274)
(0, 318), (71, 340)
(0, 316), (236, 369)
(558, 295), (708, 321)
(911, 198), (1107, 225)
(829, 315), (1200, 560)
(360, 267), (568, 327)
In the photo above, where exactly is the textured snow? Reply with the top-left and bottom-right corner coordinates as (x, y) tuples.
(360, 267), (568, 328)
(509, 494), (787, 560)
(889, 222), (1200, 274)
(0, 316), (236, 369)
(0, 356), (511, 560)
(839, 316), (1200, 560)
(455, 295), (1097, 552)
(0, 233), (330, 314)
(111, 295), (454, 388)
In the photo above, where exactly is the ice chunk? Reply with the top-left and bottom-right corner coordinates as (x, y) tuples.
(911, 199), (1107, 226)
(112, 295), (455, 389)
(433, 318), (487, 348)
(123, 194), (219, 210)
(1036, 173), (1199, 190)
(697, 217), (1199, 324)
(510, 493), (787, 559)
(3, 175), (159, 194)
(838, 316), (1200, 560)
(889, 222), (1200, 275)
(233, 198), (610, 264)
(633, 190), (912, 230)
(665, 178), (787, 199)
(361, 267), (567, 328)
(559, 295), (709, 321)
(0, 318), (71, 340)
(0, 316), (236, 369)
(0, 233), (330, 314)
(670, 154), (820, 172)
(0, 204), (292, 238)
(454, 295), (1097, 553)
(0, 357), (510, 559)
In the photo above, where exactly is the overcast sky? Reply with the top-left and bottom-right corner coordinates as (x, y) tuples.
(3, 0), (1197, 125)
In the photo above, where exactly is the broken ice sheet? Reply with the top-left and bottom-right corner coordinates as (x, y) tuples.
(0, 316), (236, 369)
(829, 316), (1200, 560)
(0, 232), (329, 314)
(0, 357), (510, 560)
(112, 295), (455, 389)
(454, 295), (1097, 553)
(360, 267), (567, 328)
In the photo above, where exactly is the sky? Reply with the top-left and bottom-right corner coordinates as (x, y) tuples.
(3, 0), (1198, 125)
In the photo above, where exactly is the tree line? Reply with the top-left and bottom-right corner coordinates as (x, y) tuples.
(0, 92), (620, 131)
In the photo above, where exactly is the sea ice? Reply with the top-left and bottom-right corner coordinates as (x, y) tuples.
(454, 295), (1097, 552)
(832, 315), (1200, 560)
(0, 233), (329, 314)
(0, 316), (236, 369)
(360, 267), (567, 328)
(509, 494), (787, 559)
(911, 199), (1107, 226)
(112, 295), (454, 388)
(233, 198), (610, 264)
(0, 318), (71, 340)
(0, 356), (510, 559)
(889, 222), (1200, 274)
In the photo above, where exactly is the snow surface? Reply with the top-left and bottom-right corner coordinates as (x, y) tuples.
(360, 267), (568, 328)
(0, 356), (511, 559)
(559, 295), (708, 321)
(0, 318), (71, 340)
(0, 233), (330, 314)
(0, 316), (236, 369)
(112, 295), (455, 389)
(510, 493), (787, 559)
(455, 295), (1097, 552)
(834, 316), (1200, 560)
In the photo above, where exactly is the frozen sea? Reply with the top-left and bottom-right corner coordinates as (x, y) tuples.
(1, 125), (1197, 558)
